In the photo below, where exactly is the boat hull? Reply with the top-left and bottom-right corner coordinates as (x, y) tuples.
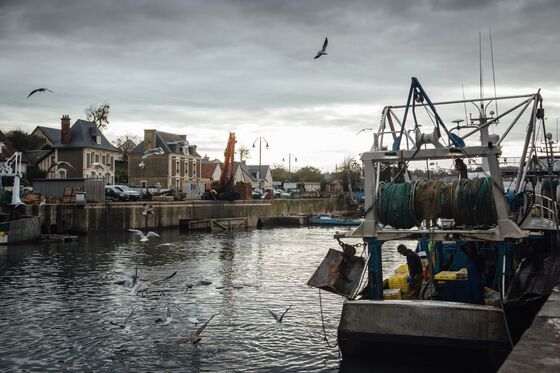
(338, 299), (511, 367)
(0, 217), (41, 244)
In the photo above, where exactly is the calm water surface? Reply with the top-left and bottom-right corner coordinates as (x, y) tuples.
(0, 227), (405, 372)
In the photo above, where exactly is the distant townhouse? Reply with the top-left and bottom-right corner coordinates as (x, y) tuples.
(247, 164), (273, 189)
(200, 157), (222, 186)
(31, 115), (119, 183)
(128, 129), (201, 191)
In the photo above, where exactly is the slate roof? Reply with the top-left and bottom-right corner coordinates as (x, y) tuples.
(35, 126), (61, 145)
(234, 162), (257, 182)
(52, 119), (118, 152)
(131, 130), (200, 157)
(247, 165), (271, 178)
(22, 149), (54, 165)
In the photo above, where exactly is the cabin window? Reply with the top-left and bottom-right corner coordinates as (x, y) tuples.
(95, 154), (99, 162)
(141, 180), (147, 188)
(102, 155), (106, 165)
(192, 162), (197, 177)
(176, 160), (180, 175)
(96, 135), (101, 145)
(58, 169), (66, 179)
(185, 162), (188, 176)
(87, 153), (91, 166)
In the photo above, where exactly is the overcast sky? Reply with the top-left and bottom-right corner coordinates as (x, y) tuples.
(1, 0), (559, 172)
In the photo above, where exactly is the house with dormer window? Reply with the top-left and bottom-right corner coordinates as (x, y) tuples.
(31, 115), (119, 183)
(128, 129), (201, 192)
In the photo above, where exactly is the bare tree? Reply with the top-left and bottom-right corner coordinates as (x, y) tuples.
(85, 103), (110, 130)
(238, 145), (250, 163)
(114, 134), (138, 162)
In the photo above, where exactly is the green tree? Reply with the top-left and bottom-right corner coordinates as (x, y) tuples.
(293, 166), (323, 182)
(332, 157), (363, 190)
(6, 129), (45, 150)
(85, 103), (110, 130)
(271, 164), (289, 182)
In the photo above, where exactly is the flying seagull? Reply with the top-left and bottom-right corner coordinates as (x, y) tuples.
(141, 147), (165, 159)
(142, 204), (154, 216)
(110, 308), (135, 330)
(176, 311), (222, 346)
(138, 161), (145, 169)
(314, 37), (328, 59)
(130, 270), (177, 296)
(27, 88), (54, 98)
(155, 306), (173, 325)
(91, 162), (109, 173)
(267, 305), (292, 323)
(129, 228), (160, 242)
(48, 160), (74, 172)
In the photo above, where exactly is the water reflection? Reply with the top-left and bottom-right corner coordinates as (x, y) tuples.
(0, 227), (406, 372)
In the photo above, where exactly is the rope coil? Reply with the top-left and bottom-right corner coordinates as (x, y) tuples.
(377, 178), (497, 228)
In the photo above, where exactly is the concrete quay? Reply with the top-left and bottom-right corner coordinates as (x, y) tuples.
(499, 286), (560, 372)
(26, 198), (348, 233)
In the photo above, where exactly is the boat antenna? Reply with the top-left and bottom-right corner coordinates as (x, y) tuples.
(479, 32), (484, 109)
(489, 26), (499, 123)
(461, 83), (468, 125)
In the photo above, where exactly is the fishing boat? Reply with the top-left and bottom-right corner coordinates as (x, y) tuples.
(308, 213), (363, 227)
(308, 78), (560, 370)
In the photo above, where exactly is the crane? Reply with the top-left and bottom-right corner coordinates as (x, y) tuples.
(203, 133), (240, 201)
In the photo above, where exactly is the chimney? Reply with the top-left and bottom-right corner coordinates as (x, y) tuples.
(61, 115), (71, 144)
(144, 129), (156, 150)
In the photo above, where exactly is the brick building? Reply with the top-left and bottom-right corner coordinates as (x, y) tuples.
(128, 129), (201, 191)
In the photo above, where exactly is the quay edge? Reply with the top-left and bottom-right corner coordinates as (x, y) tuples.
(17, 198), (350, 233)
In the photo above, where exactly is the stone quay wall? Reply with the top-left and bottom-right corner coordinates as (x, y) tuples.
(27, 198), (349, 233)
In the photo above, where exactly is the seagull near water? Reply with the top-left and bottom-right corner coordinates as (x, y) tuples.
(176, 311), (222, 346)
(129, 228), (160, 242)
(110, 308), (135, 330)
(313, 37), (328, 59)
(141, 147), (165, 159)
(267, 305), (292, 323)
(27, 88), (54, 98)
(155, 306), (173, 325)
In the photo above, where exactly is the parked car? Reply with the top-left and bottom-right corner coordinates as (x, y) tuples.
(252, 188), (264, 199)
(105, 185), (140, 201)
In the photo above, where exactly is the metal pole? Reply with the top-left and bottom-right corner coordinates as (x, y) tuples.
(259, 137), (262, 189)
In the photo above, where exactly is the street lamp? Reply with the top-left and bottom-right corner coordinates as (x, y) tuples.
(252, 136), (269, 189)
(283, 153), (297, 183)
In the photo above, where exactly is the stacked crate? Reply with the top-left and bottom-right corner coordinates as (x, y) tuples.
(386, 264), (409, 295)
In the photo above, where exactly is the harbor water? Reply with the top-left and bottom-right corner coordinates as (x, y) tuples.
(0, 227), (405, 372)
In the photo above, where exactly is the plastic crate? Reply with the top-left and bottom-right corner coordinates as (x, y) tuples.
(394, 264), (409, 276)
(388, 275), (409, 292)
(383, 288), (402, 300)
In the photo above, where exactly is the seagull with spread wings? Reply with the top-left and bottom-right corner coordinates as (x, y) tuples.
(176, 311), (222, 346)
(129, 228), (160, 242)
(141, 147), (165, 159)
(267, 305), (292, 323)
(314, 37), (328, 59)
(91, 162), (109, 174)
(110, 308), (135, 331)
(48, 160), (74, 172)
(27, 88), (54, 98)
